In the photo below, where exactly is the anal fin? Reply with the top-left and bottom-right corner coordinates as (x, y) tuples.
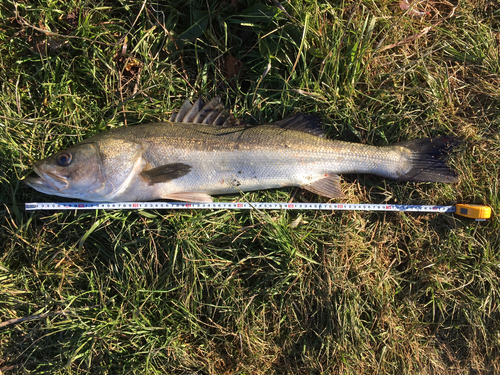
(161, 192), (213, 203)
(302, 174), (345, 199)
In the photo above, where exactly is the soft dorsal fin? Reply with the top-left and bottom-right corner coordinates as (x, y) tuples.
(169, 97), (237, 126)
(271, 114), (325, 137)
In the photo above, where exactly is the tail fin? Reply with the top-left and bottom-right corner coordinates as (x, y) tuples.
(396, 137), (461, 183)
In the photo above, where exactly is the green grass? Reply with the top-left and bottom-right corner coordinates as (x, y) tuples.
(1, 0), (499, 373)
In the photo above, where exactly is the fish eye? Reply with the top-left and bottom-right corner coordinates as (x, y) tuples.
(57, 152), (72, 166)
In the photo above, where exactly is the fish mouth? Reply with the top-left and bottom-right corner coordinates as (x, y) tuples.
(24, 166), (68, 192)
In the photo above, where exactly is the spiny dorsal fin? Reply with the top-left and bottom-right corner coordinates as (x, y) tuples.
(271, 114), (325, 137)
(169, 97), (237, 126)
(170, 99), (193, 122)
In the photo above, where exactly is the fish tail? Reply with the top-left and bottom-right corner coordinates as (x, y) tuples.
(396, 137), (461, 183)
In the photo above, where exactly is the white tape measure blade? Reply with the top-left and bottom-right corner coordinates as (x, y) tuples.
(25, 201), (457, 213)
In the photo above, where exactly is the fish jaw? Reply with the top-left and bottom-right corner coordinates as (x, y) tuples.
(24, 164), (69, 195)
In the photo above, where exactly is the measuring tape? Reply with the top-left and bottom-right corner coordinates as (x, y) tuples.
(24, 202), (491, 220)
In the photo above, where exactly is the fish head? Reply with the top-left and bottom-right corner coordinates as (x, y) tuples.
(25, 142), (107, 200)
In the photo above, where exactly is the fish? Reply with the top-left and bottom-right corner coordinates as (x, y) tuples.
(25, 97), (460, 203)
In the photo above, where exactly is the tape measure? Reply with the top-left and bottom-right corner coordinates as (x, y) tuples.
(24, 202), (491, 220)
(455, 204), (491, 220)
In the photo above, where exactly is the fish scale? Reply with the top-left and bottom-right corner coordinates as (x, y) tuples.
(101, 124), (393, 198)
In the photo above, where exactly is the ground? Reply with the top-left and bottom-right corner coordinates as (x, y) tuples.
(0, 0), (499, 373)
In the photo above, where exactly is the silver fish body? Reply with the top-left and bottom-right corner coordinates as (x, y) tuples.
(25, 98), (459, 202)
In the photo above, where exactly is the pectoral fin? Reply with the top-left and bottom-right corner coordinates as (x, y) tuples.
(302, 174), (345, 199)
(140, 163), (192, 185)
